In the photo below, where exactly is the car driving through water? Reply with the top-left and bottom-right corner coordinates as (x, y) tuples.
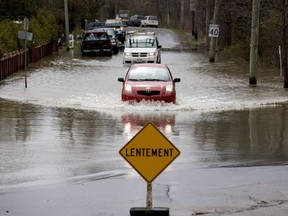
(123, 31), (162, 64)
(118, 63), (180, 103)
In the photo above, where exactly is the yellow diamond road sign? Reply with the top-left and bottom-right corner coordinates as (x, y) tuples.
(119, 122), (180, 183)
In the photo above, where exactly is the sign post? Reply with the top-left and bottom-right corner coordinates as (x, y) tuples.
(146, 182), (152, 209)
(119, 122), (180, 215)
(18, 18), (33, 88)
(209, 23), (219, 62)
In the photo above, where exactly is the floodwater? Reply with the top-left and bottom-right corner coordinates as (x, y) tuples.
(0, 28), (288, 192)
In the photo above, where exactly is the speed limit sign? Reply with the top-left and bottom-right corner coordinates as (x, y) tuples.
(209, 24), (219, 38)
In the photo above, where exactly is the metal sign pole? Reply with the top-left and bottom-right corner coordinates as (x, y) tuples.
(18, 18), (32, 88)
(24, 31), (27, 88)
(120, 122), (179, 216)
(146, 182), (153, 209)
(24, 17), (28, 88)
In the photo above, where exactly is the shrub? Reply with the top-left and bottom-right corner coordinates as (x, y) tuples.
(0, 20), (21, 57)
(223, 41), (250, 61)
(29, 9), (61, 45)
(0, 9), (61, 58)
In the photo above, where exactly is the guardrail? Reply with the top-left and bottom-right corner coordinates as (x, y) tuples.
(0, 41), (58, 82)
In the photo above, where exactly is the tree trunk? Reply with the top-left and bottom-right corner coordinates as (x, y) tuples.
(181, 0), (184, 29)
(191, 0), (198, 40)
(282, 0), (288, 88)
(166, 0), (170, 27)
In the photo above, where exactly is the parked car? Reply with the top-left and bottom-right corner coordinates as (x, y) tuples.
(86, 20), (102, 30)
(104, 19), (126, 45)
(118, 63), (180, 103)
(141, 16), (159, 28)
(103, 28), (119, 53)
(127, 15), (145, 27)
(80, 29), (112, 55)
(123, 31), (161, 64)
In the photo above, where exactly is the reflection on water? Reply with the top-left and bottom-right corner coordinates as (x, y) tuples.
(121, 112), (178, 140)
(183, 104), (288, 166)
(0, 97), (288, 187)
(0, 99), (124, 188)
(249, 105), (288, 160)
(0, 40), (288, 187)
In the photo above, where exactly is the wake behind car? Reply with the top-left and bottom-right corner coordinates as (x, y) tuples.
(123, 31), (161, 64)
(118, 64), (180, 103)
(81, 29), (112, 56)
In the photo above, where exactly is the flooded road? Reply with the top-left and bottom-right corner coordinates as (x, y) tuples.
(0, 28), (288, 215)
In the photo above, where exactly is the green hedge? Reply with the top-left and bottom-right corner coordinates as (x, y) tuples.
(0, 9), (61, 58)
(29, 9), (61, 45)
(0, 20), (21, 57)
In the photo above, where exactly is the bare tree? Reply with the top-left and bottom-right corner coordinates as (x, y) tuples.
(281, 0), (288, 88)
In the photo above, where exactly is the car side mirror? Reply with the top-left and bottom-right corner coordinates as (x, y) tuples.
(173, 78), (181, 83)
(158, 45), (162, 49)
(118, 78), (125, 82)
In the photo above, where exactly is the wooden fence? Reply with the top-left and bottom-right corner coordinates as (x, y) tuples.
(0, 50), (26, 81)
(30, 42), (54, 63)
(0, 41), (57, 82)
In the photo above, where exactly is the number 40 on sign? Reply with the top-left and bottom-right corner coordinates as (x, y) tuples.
(209, 24), (219, 38)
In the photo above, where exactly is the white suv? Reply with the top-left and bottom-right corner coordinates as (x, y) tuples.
(123, 31), (162, 64)
(141, 16), (159, 28)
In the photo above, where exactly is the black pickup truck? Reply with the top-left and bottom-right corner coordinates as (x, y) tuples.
(80, 29), (112, 56)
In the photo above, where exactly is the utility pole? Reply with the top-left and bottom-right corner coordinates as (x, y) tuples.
(282, 0), (288, 88)
(64, 0), (70, 51)
(205, 0), (210, 49)
(249, 0), (260, 85)
(209, 0), (220, 62)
